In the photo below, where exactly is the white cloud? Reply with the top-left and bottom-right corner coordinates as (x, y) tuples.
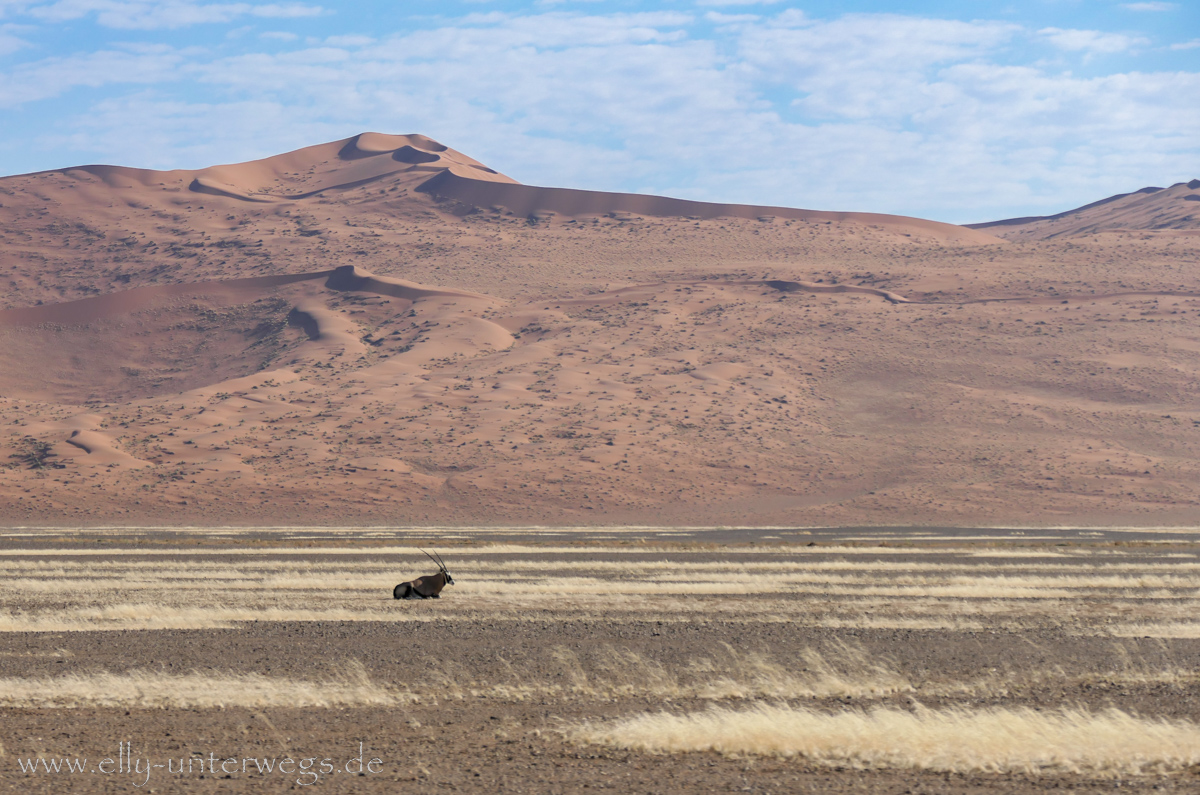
(704, 12), (759, 24)
(0, 23), (28, 54)
(0, 47), (182, 106)
(741, 15), (1020, 120)
(46, 91), (352, 169)
(322, 34), (371, 47)
(27, 1), (323, 30)
(694, 0), (780, 6)
(0, 34), (25, 55)
(1039, 27), (1148, 54)
(446, 10), (694, 47)
(1121, 2), (1177, 10)
(1170, 38), (1200, 50)
(258, 30), (296, 40)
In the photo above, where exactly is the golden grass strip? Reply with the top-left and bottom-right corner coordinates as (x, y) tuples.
(6, 593), (1199, 631)
(11, 567), (1200, 595)
(541, 643), (912, 702)
(0, 544), (972, 557)
(0, 663), (412, 708)
(0, 644), (912, 707)
(0, 605), (411, 631)
(567, 703), (1200, 776)
(1107, 622), (1200, 638)
(11, 557), (1200, 576)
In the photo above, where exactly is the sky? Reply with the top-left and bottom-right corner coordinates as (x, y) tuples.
(0, 1), (1197, 224)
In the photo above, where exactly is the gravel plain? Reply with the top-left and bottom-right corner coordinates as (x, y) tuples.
(4, 528), (1200, 793)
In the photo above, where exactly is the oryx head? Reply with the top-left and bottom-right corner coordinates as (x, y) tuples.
(421, 548), (453, 586)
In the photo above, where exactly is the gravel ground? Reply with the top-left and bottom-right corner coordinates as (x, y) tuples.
(4, 533), (1200, 793)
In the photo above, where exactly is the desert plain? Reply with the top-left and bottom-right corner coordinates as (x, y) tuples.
(2, 133), (1200, 791)
(7, 529), (1200, 793)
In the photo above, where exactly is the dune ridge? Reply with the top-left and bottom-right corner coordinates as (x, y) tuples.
(64, 430), (151, 468)
(29, 132), (516, 209)
(416, 170), (998, 244)
(970, 179), (1200, 240)
(0, 271), (323, 328)
(0, 266), (491, 330)
(323, 264), (490, 302)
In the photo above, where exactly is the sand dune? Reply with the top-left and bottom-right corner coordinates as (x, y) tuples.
(0, 271), (321, 328)
(286, 300), (366, 355)
(24, 132), (516, 213)
(0, 135), (1198, 526)
(0, 266), (484, 332)
(417, 170), (998, 244)
(0, 263), (505, 403)
(323, 264), (489, 302)
(971, 179), (1200, 240)
(188, 176), (276, 203)
(64, 429), (151, 468)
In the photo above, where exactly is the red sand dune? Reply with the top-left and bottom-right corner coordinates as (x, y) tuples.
(0, 135), (1198, 527)
(416, 170), (998, 244)
(970, 179), (1200, 240)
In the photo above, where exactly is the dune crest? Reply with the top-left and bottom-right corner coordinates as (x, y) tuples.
(970, 179), (1200, 239)
(286, 301), (367, 356)
(416, 170), (998, 243)
(14, 132), (992, 243)
(188, 177), (276, 203)
(63, 428), (151, 469)
(324, 264), (490, 302)
(181, 132), (517, 201)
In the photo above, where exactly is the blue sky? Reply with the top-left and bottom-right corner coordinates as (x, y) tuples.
(0, 1), (1196, 223)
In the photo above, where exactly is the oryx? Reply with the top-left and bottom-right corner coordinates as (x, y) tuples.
(393, 549), (454, 599)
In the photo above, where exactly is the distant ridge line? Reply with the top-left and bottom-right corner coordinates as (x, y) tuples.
(415, 169), (998, 244)
(968, 181), (1200, 230)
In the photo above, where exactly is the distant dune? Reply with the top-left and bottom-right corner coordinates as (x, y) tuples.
(18, 131), (994, 243)
(0, 134), (1198, 527)
(969, 180), (1200, 240)
(416, 170), (998, 244)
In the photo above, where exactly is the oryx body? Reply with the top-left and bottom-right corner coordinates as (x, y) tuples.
(394, 549), (454, 599)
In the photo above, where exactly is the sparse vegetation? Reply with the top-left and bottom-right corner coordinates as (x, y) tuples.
(567, 703), (1200, 776)
(9, 436), (61, 470)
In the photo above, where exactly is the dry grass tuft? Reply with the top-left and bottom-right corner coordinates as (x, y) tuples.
(1108, 623), (1200, 638)
(567, 702), (1200, 776)
(684, 641), (912, 700)
(0, 662), (414, 709)
(548, 641), (913, 701)
(0, 644), (908, 708)
(411, 642), (911, 704)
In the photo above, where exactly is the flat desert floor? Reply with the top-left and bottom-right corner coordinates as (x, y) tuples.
(6, 528), (1200, 792)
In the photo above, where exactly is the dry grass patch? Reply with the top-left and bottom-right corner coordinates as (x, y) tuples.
(1108, 622), (1200, 638)
(0, 645), (912, 708)
(0, 662), (411, 709)
(6, 547), (1200, 631)
(567, 703), (1200, 776)
(533, 642), (912, 702)
(0, 544), (975, 558)
(0, 605), (411, 631)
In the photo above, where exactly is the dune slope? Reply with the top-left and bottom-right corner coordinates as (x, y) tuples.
(0, 135), (1198, 526)
(970, 179), (1200, 240)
